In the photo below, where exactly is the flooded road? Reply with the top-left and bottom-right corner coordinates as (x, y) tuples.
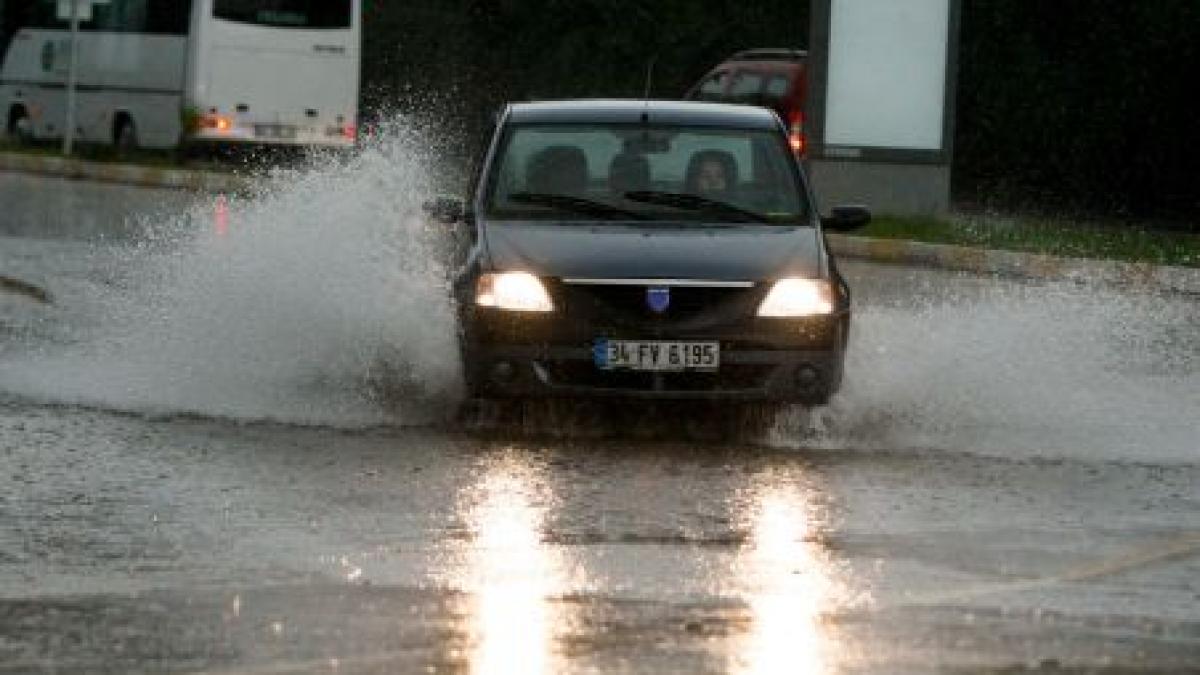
(1, 167), (1198, 673)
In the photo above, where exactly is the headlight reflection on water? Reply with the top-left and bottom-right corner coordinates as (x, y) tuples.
(446, 457), (849, 674)
(454, 457), (569, 675)
(732, 481), (843, 675)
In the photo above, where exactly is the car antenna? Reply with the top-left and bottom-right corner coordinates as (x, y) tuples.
(641, 53), (658, 122)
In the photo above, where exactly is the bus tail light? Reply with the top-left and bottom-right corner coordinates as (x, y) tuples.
(325, 123), (357, 141)
(201, 114), (234, 133)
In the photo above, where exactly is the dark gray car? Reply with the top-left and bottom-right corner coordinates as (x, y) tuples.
(433, 99), (868, 405)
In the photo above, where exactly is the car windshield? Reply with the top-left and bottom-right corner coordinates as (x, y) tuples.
(486, 123), (807, 223)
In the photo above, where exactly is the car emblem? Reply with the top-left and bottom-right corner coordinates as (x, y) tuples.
(646, 287), (670, 313)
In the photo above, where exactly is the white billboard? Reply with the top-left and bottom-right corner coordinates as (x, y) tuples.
(823, 0), (951, 151)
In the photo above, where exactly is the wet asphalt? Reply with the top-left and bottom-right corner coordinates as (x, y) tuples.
(1, 170), (1199, 673)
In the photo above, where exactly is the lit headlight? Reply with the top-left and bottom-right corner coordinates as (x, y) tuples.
(756, 278), (834, 317)
(476, 272), (554, 312)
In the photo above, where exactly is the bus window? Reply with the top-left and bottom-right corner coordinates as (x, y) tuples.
(95, 0), (148, 32)
(0, 0), (14, 58)
(1, 0), (188, 36)
(147, 0), (192, 35)
(213, 0), (352, 29)
(12, 0), (189, 34)
(25, 3), (65, 30)
(94, 1), (191, 34)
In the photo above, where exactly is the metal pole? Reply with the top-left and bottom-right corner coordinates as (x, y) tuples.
(63, 0), (80, 156)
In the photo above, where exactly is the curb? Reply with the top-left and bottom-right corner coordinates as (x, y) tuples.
(827, 233), (1200, 296)
(0, 151), (245, 192)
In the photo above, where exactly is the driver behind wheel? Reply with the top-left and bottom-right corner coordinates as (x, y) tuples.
(684, 149), (738, 200)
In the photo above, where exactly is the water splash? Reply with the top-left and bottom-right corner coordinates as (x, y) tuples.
(2, 128), (1196, 459)
(0, 118), (462, 426)
(770, 278), (1200, 464)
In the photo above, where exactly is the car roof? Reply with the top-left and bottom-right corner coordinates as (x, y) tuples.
(726, 48), (808, 62)
(506, 99), (781, 129)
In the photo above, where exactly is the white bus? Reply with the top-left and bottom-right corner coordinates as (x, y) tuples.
(0, 0), (360, 150)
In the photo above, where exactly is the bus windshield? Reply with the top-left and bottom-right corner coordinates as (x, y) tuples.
(213, 0), (352, 29)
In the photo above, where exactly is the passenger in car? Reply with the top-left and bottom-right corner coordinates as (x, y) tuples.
(684, 149), (738, 199)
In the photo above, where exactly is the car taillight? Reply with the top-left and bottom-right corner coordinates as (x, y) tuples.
(789, 131), (805, 154)
(787, 109), (805, 156)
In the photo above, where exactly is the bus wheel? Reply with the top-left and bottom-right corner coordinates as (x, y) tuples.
(8, 107), (33, 145)
(114, 116), (138, 156)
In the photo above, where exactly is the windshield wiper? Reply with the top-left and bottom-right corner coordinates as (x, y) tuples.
(507, 191), (648, 220)
(622, 190), (771, 223)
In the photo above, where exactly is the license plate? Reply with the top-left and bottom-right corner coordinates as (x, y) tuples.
(594, 339), (720, 371)
(255, 124), (296, 140)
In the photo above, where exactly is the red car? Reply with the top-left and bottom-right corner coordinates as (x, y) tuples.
(684, 48), (809, 156)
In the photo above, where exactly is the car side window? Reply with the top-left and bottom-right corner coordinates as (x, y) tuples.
(695, 71), (728, 100)
(727, 71), (765, 101)
(765, 75), (791, 98)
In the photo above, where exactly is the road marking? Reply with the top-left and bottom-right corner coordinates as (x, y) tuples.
(187, 533), (1200, 675)
(197, 651), (437, 674)
(0, 275), (52, 304)
(890, 532), (1200, 609)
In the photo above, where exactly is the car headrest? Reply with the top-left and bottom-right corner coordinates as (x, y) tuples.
(608, 152), (650, 194)
(526, 145), (588, 194)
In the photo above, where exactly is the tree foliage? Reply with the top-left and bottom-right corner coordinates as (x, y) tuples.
(955, 0), (1199, 222)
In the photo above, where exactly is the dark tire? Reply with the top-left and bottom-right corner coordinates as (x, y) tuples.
(8, 107), (33, 145)
(795, 387), (833, 408)
(114, 116), (138, 157)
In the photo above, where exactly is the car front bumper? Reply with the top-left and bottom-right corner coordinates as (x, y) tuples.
(460, 279), (849, 403)
(466, 342), (842, 402)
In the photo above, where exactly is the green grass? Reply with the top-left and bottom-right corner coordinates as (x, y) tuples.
(862, 214), (1200, 268)
(0, 139), (187, 167)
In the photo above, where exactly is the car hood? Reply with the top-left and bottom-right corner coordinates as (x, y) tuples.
(481, 221), (823, 281)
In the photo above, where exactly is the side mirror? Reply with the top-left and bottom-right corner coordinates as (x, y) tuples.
(821, 204), (871, 232)
(422, 196), (468, 224)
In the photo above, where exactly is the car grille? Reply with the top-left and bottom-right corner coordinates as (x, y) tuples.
(556, 282), (760, 332)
